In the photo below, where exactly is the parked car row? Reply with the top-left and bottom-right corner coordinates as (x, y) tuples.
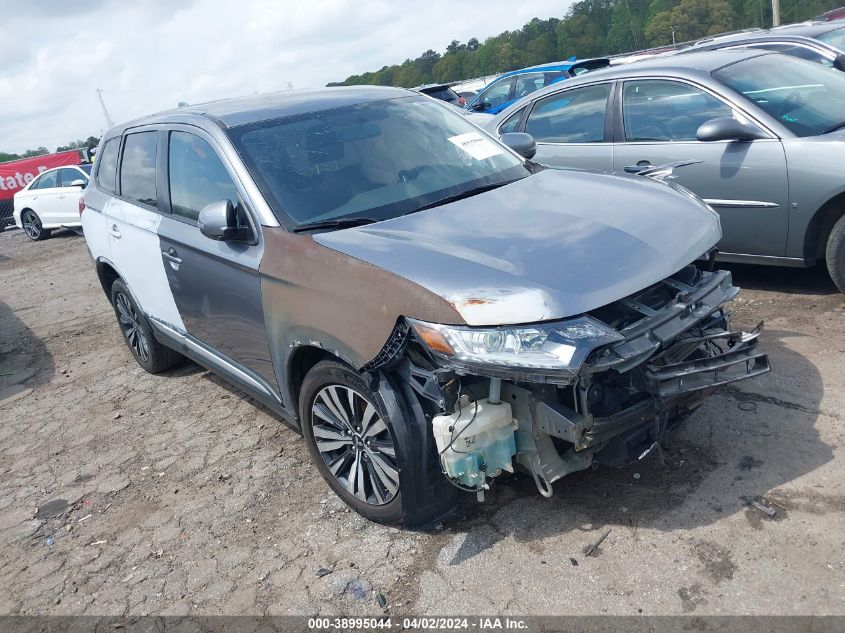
(78, 84), (771, 526)
(483, 48), (845, 294)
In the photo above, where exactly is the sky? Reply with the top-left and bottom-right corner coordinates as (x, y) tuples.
(0, 0), (573, 154)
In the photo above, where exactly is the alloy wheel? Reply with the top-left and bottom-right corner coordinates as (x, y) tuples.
(22, 211), (41, 240)
(311, 384), (399, 505)
(115, 291), (150, 363)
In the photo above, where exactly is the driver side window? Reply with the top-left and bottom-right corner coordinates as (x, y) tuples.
(477, 78), (514, 110)
(168, 131), (240, 223)
(622, 80), (734, 142)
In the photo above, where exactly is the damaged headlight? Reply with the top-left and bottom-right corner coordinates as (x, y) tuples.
(407, 316), (624, 379)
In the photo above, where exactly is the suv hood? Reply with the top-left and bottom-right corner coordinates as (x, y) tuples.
(314, 169), (720, 326)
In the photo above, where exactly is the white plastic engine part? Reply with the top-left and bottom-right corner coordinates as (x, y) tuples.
(432, 394), (518, 487)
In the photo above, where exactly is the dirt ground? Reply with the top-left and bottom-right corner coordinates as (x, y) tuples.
(0, 226), (843, 617)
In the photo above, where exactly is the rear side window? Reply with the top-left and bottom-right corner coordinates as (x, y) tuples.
(168, 131), (238, 222)
(96, 139), (119, 193)
(120, 132), (158, 207)
(31, 171), (58, 190)
(525, 83), (610, 143)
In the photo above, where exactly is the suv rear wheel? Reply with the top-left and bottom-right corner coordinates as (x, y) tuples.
(827, 214), (845, 294)
(299, 359), (407, 524)
(110, 279), (182, 373)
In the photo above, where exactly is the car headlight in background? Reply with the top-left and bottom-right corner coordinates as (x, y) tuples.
(407, 316), (624, 379)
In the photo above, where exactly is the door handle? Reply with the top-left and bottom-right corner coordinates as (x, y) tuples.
(108, 224), (121, 239)
(624, 160), (652, 174)
(162, 248), (182, 265)
(58, 194), (66, 199)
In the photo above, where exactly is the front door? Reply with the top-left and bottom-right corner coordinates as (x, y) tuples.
(156, 128), (277, 391)
(523, 81), (615, 173)
(611, 79), (789, 257)
(56, 168), (87, 224)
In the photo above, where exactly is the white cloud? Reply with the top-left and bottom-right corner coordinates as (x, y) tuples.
(0, 0), (573, 153)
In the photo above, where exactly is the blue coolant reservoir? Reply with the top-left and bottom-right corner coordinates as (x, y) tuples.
(432, 396), (518, 487)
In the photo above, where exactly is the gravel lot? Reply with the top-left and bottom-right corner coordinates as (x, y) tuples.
(0, 227), (843, 617)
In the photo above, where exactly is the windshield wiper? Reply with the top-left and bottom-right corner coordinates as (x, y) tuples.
(403, 180), (517, 216)
(292, 217), (379, 233)
(822, 121), (845, 134)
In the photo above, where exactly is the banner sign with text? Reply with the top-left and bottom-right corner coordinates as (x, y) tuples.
(0, 150), (82, 201)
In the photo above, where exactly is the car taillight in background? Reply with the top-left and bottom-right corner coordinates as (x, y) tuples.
(79, 197), (85, 216)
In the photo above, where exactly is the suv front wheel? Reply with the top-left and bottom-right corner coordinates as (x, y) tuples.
(300, 360), (405, 524)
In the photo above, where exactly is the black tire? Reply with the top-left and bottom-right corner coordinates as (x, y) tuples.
(827, 214), (845, 294)
(300, 358), (447, 525)
(21, 209), (51, 241)
(110, 279), (182, 373)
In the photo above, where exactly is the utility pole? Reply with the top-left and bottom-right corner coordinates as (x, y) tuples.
(96, 88), (115, 128)
(772, 0), (780, 27)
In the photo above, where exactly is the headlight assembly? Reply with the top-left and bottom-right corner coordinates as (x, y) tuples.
(407, 316), (624, 381)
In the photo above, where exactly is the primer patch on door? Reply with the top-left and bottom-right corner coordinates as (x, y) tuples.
(447, 132), (505, 161)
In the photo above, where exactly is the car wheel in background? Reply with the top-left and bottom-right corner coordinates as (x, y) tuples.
(21, 210), (51, 241)
(300, 359), (406, 525)
(826, 214), (845, 294)
(110, 279), (183, 373)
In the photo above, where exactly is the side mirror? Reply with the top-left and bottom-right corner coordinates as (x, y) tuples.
(499, 132), (537, 160)
(834, 53), (845, 72)
(470, 101), (490, 112)
(70, 179), (86, 188)
(697, 117), (767, 142)
(198, 199), (250, 241)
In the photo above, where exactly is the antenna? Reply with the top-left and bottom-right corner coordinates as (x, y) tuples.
(96, 88), (115, 128)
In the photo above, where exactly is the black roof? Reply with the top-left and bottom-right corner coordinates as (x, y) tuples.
(117, 86), (415, 133)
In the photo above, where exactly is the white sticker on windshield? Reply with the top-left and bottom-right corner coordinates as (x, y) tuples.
(447, 132), (505, 161)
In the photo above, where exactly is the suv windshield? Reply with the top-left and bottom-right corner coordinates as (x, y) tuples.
(713, 53), (845, 136)
(228, 96), (527, 229)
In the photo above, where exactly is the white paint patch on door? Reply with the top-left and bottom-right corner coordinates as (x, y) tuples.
(104, 197), (186, 331)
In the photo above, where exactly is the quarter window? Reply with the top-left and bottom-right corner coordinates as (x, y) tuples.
(525, 83), (610, 143)
(498, 107), (525, 134)
(96, 138), (120, 194)
(58, 168), (86, 187)
(168, 131), (238, 222)
(120, 132), (158, 207)
(32, 171), (58, 190)
(622, 80), (733, 142)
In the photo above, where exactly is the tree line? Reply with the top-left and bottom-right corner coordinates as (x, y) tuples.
(329, 0), (843, 87)
(0, 136), (100, 164)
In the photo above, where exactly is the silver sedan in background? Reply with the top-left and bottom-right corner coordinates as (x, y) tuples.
(482, 49), (845, 293)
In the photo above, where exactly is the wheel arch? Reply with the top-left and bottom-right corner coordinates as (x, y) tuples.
(804, 190), (845, 263)
(286, 345), (339, 419)
(95, 258), (122, 303)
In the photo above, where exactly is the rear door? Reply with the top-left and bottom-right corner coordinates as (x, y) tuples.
(156, 126), (277, 392)
(27, 170), (63, 224)
(611, 78), (789, 256)
(521, 81), (615, 172)
(104, 128), (186, 330)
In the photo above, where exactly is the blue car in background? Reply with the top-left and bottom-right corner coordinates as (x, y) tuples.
(464, 57), (610, 114)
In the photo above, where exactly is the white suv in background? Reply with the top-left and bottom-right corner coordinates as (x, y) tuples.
(14, 164), (92, 241)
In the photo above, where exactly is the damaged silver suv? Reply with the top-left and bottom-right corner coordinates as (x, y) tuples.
(81, 86), (770, 526)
